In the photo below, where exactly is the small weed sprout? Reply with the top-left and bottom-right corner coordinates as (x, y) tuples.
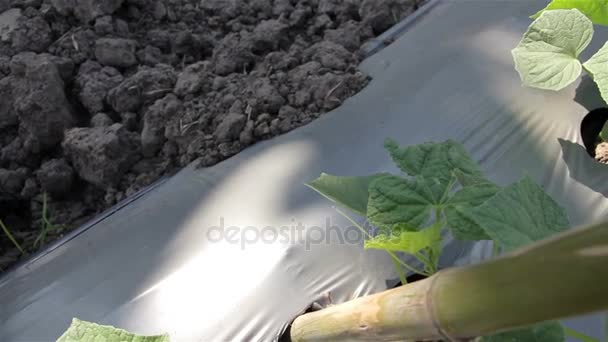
(0, 218), (24, 255)
(34, 193), (65, 249)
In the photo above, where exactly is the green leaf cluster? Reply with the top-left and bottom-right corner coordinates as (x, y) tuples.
(307, 139), (574, 341)
(512, 1), (608, 126)
(308, 139), (569, 267)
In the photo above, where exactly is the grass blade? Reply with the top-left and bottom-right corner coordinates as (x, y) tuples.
(0, 218), (24, 254)
(564, 327), (600, 342)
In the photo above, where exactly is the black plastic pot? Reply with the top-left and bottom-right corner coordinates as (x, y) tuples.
(580, 108), (608, 157)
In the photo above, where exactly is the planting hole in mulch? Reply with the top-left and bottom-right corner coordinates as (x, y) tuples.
(580, 107), (608, 163)
(0, 0), (424, 273)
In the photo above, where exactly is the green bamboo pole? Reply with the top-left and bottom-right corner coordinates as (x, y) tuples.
(290, 221), (608, 341)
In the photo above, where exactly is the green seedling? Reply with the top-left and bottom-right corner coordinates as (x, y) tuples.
(0, 217), (24, 255)
(308, 138), (597, 342)
(308, 139), (569, 276)
(34, 193), (65, 249)
(512, 3), (608, 113)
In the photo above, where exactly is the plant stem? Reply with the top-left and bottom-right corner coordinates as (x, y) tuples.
(439, 178), (457, 204)
(390, 254), (408, 285)
(414, 251), (435, 274)
(492, 240), (500, 257)
(35, 193), (52, 248)
(335, 207), (430, 277)
(387, 251), (431, 277)
(583, 64), (594, 78)
(430, 214), (443, 273)
(290, 221), (608, 341)
(0, 218), (24, 254)
(563, 327), (600, 342)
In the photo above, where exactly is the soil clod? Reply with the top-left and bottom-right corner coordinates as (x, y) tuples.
(0, 0), (419, 272)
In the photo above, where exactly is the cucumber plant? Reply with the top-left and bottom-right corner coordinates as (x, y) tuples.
(512, 1), (608, 144)
(308, 139), (569, 279)
(307, 138), (596, 341)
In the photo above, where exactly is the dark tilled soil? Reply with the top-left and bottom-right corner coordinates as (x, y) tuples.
(0, 0), (420, 272)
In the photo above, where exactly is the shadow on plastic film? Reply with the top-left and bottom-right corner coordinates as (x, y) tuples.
(564, 75), (608, 198)
(114, 135), (398, 341)
(0, 135), (333, 342)
(558, 139), (608, 198)
(574, 75), (605, 112)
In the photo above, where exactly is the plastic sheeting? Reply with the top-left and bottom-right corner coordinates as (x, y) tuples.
(1, 0), (607, 341)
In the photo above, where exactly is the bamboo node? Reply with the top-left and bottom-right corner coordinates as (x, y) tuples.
(427, 271), (459, 342)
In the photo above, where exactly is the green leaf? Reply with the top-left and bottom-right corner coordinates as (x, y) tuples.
(512, 9), (593, 91)
(57, 318), (169, 342)
(383, 139), (483, 198)
(453, 169), (493, 187)
(470, 177), (569, 251)
(447, 182), (501, 207)
(365, 224), (441, 254)
(445, 206), (490, 241)
(531, 0), (608, 26)
(306, 172), (390, 216)
(583, 42), (608, 106)
(444, 182), (501, 241)
(367, 175), (436, 230)
(384, 139), (483, 182)
(481, 321), (564, 342)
